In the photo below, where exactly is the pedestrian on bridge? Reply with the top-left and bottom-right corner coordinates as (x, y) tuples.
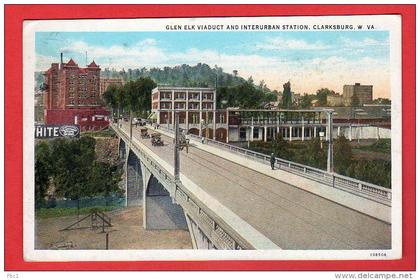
(270, 153), (275, 170)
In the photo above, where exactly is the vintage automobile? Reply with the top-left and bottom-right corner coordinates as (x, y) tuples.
(133, 118), (147, 127)
(151, 132), (164, 146)
(140, 128), (150, 139)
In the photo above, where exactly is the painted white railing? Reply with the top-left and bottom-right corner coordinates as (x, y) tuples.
(158, 125), (391, 206)
(111, 123), (253, 249)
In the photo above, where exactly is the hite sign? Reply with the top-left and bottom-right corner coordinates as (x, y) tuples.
(35, 125), (80, 139)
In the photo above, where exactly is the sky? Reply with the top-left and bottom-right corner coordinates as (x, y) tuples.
(35, 31), (390, 98)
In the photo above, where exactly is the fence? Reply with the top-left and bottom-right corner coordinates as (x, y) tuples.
(158, 125), (391, 206)
(40, 194), (126, 209)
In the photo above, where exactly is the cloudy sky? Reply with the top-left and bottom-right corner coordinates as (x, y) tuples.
(36, 31), (390, 98)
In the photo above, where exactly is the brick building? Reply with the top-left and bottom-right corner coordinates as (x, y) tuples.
(43, 56), (109, 131)
(100, 77), (125, 95)
(343, 83), (373, 106)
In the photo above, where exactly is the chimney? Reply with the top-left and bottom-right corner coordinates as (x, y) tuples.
(60, 53), (63, 69)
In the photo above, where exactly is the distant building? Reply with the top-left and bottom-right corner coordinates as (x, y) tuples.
(319, 105), (391, 126)
(149, 85), (390, 142)
(226, 106), (391, 143)
(311, 99), (320, 107)
(100, 77), (125, 95)
(151, 86), (228, 141)
(43, 55), (109, 131)
(264, 101), (280, 110)
(34, 89), (44, 122)
(327, 95), (344, 106)
(343, 83), (373, 106)
(291, 92), (302, 105)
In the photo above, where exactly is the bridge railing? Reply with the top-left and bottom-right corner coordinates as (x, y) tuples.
(111, 123), (258, 249)
(158, 125), (391, 206)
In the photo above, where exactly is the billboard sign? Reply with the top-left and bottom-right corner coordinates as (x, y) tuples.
(35, 124), (80, 139)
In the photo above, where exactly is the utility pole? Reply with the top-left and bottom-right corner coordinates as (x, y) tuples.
(129, 111), (133, 141)
(326, 110), (334, 173)
(174, 112), (189, 182)
(174, 113), (180, 182)
(205, 110), (209, 141)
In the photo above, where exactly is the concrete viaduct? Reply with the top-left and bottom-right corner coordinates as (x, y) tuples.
(112, 121), (391, 250)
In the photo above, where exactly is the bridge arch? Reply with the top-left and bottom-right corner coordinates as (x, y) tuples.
(126, 150), (143, 206)
(118, 138), (127, 159)
(143, 174), (188, 230)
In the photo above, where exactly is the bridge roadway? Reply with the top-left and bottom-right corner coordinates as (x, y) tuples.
(122, 122), (391, 250)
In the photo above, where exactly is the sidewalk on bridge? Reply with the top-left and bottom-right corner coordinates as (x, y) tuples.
(124, 125), (281, 250)
(152, 126), (391, 224)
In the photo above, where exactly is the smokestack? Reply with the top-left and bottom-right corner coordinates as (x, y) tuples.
(60, 53), (63, 64)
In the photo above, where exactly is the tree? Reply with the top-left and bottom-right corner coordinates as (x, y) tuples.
(299, 93), (313, 109)
(115, 86), (127, 118)
(333, 135), (353, 174)
(102, 84), (118, 118)
(282, 81), (292, 109)
(134, 77), (157, 115)
(316, 88), (336, 106)
(247, 76), (254, 84)
(50, 137), (96, 201)
(35, 141), (51, 208)
(271, 134), (294, 160)
(347, 159), (391, 188)
(88, 161), (123, 205)
(35, 137), (124, 214)
(124, 77), (157, 139)
(304, 137), (327, 169)
(216, 80), (271, 109)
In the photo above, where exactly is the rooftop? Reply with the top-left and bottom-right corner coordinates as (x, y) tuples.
(318, 106), (391, 119)
(153, 86), (215, 92)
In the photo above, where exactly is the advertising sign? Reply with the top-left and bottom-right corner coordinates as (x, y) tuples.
(34, 124), (80, 139)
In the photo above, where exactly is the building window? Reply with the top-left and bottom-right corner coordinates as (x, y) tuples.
(239, 127), (247, 140)
(189, 103), (199, 110)
(253, 128), (259, 139)
(160, 91), (172, 100)
(192, 114), (199, 124)
(175, 92), (185, 100)
(189, 93), (199, 100)
(220, 114), (225, 123)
